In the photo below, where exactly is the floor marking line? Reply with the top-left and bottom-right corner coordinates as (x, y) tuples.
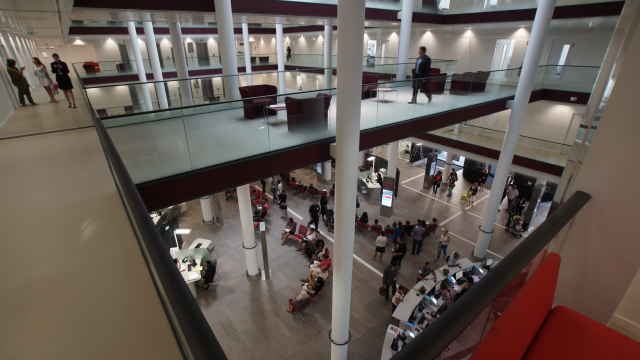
(401, 185), (462, 210)
(317, 229), (383, 277)
(401, 173), (424, 184)
(447, 231), (504, 259)
(464, 194), (490, 210)
(440, 211), (463, 226)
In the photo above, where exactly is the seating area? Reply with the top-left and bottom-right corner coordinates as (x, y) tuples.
(239, 84), (278, 119)
(412, 68), (449, 95)
(361, 73), (379, 99)
(285, 93), (332, 133)
(450, 71), (491, 95)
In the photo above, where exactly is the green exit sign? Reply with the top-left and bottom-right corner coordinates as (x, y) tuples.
(27, 31), (35, 35)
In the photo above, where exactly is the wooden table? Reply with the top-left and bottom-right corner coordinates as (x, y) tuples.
(371, 88), (398, 103)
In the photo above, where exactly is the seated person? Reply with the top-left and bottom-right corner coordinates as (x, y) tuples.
(447, 252), (461, 267)
(386, 224), (392, 231)
(281, 217), (296, 245)
(425, 218), (438, 237)
(403, 220), (413, 231)
(253, 202), (268, 221)
(287, 285), (312, 313)
(373, 219), (380, 227)
(459, 275), (475, 293)
(308, 183), (316, 193)
(224, 188), (236, 201)
(250, 189), (258, 201)
(195, 260), (216, 290)
(310, 253), (331, 272)
(512, 216), (523, 232)
(357, 212), (369, 225)
(311, 243), (329, 263)
(305, 238), (324, 259)
(300, 264), (329, 283)
(296, 226), (317, 251)
(302, 277), (318, 294)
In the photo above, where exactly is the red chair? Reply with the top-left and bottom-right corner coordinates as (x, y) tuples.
(329, 189), (335, 197)
(285, 93), (332, 133)
(289, 181), (297, 190)
(356, 221), (370, 231)
(317, 190), (328, 197)
(253, 193), (267, 207)
(370, 224), (383, 234)
(404, 229), (413, 237)
(297, 186), (306, 196)
(292, 225), (309, 244)
(449, 72), (475, 95)
(470, 71), (491, 93)
(238, 84), (278, 119)
(305, 188), (317, 200)
(385, 228), (395, 236)
(361, 73), (379, 99)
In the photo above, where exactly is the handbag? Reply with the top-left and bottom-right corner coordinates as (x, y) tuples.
(379, 285), (388, 297)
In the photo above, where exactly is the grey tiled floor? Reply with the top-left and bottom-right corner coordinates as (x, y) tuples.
(175, 158), (549, 360)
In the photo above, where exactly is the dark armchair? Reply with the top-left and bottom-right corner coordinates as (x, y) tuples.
(470, 71), (491, 93)
(449, 72), (475, 95)
(285, 93), (332, 133)
(412, 68), (448, 95)
(361, 74), (379, 99)
(239, 84), (278, 119)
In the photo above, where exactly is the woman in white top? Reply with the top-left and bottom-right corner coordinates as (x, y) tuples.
(391, 285), (406, 314)
(32, 57), (58, 103)
(371, 231), (388, 261)
(435, 228), (450, 262)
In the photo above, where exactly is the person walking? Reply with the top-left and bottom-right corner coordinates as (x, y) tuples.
(32, 57), (57, 103)
(410, 220), (426, 256)
(286, 45), (292, 62)
(468, 182), (479, 207)
(371, 230), (387, 261)
(432, 171), (443, 196)
(479, 169), (488, 192)
(505, 196), (518, 230)
(320, 194), (328, 221)
(382, 261), (398, 301)
(50, 53), (76, 108)
(506, 185), (519, 209)
(260, 178), (267, 194)
(269, 176), (278, 202)
(7, 59), (37, 107)
(408, 46), (432, 104)
(308, 200), (320, 230)
(447, 169), (458, 197)
(435, 228), (450, 262)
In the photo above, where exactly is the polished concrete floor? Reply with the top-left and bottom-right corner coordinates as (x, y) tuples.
(0, 82), (182, 360)
(176, 158), (549, 360)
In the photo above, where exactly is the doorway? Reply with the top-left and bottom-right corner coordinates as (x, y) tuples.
(547, 39), (575, 76)
(490, 39), (515, 80)
(195, 42), (209, 67)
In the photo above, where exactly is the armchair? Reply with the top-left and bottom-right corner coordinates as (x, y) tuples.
(412, 68), (448, 95)
(285, 93), (332, 133)
(449, 72), (474, 95)
(239, 84), (278, 119)
(470, 71), (491, 93)
(361, 74), (379, 99)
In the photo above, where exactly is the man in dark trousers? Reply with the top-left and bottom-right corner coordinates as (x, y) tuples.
(196, 260), (216, 290)
(409, 46), (432, 104)
(308, 200), (320, 230)
(382, 261), (398, 301)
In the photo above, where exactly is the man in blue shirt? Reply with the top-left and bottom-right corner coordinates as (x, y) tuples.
(393, 223), (404, 245)
(409, 46), (432, 104)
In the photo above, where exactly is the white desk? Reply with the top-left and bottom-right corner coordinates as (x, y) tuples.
(363, 180), (381, 200)
(181, 270), (201, 297)
(392, 258), (479, 322)
(189, 238), (213, 253)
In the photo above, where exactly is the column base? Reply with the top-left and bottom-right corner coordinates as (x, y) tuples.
(328, 330), (352, 346)
(202, 218), (214, 224)
(472, 253), (486, 262)
(246, 268), (262, 280)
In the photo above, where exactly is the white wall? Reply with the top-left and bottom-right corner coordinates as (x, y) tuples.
(551, 23), (640, 326)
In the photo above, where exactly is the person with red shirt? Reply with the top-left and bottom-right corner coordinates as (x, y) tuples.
(301, 254), (331, 282)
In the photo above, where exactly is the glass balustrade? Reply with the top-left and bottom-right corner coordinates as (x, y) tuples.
(79, 65), (597, 183)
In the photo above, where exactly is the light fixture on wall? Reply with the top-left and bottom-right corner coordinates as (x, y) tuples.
(249, 36), (255, 42)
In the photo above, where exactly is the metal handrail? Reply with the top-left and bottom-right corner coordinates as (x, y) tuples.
(391, 190), (591, 360)
(91, 115), (228, 360)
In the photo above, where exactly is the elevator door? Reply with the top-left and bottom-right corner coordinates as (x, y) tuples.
(196, 42), (209, 67)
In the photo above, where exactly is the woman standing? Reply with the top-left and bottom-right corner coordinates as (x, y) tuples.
(320, 194), (328, 221)
(50, 53), (76, 108)
(478, 169), (488, 192)
(6, 59), (37, 106)
(468, 182), (479, 207)
(32, 57), (57, 103)
(435, 228), (450, 262)
(391, 285), (406, 315)
(432, 171), (443, 195)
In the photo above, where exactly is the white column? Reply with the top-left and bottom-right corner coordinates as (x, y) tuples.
(487, 113), (497, 130)
(9, 35), (26, 67)
(324, 20), (333, 89)
(0, 33), (16, 60)
(143, 22), (169, 109)
(200, 196), (214, 224)
(30, 40), (38, 58)
(168, 21), (193, 106)
(275, 18), (286, 92)
(20, 37), (32, 57)
(17, 37), (37, 87)
(127, 21), (154, 112)
(443, 151), (454, 180)
(237, 184), (261, 278)
(395, 0), (414, 81)
(124, 38), (138, 73)
(214, 0), (240, 101)
(473, 0), (557, 260)
(324, 160), (332, 182)
(386, 141), (399, 177)
(331, 0), (366, 358)
(242, 21), (253, 86)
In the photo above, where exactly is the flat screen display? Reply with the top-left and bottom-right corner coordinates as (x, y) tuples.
(381, 189), (393, 207)
(317, 163), (322, 174)
(429, 161), (436, 176)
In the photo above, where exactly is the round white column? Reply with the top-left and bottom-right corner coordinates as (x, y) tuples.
(143, 21), (169, 109)
(126, 21), (154, 112)
(395, 0), (414, 81)
(331, 0), (366, 358)
(324, 20), (333, 89)
(242, 22), (253, 86)
(200, 196), (214, 224)
(275, 18), (286, 92)
(324, 160), (332, 183)
(168, 21), (193, 106)
(473, 0), (558, 260)
(386, 141), (399, 177)
(124, 38), (138, 73)
(237, 184), (261, 278)
(443, 151), (454, 180)
(1, 33), (16, 60)
(214, 0), (240, 101)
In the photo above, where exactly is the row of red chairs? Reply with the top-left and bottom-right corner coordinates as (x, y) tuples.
(286, 181), (334, 200)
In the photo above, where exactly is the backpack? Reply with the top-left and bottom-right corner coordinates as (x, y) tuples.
(315, 277), (325, 292)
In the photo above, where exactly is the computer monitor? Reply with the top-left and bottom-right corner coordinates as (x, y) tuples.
(434, 281), (442, 293)
(485, 258), (495, 267)
(410, 305), (420, 320)
(454, 270), (464, 280)
(430, 296), (438, 306)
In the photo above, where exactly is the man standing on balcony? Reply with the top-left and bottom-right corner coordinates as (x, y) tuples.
(409, 46), (432, 104)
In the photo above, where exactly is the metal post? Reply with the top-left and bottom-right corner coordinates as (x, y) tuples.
(473, 0), (558, 261)
(168, 21), (193, 106)
(275, 18), (286, 92)
(214, 0), (240, 100)
(143, 21), (169, 109)
(324, 19), (333, 89)
(242, 21), (253, 86)
(237, 184), (261, 279)
(259, 223), (270, 280)
(331, 0), (366, 358)
(126, 21), (154, 112)
(395, 0), (414, 81)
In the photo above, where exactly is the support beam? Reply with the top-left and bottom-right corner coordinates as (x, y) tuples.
(143, 21), (169, 109)
(242, 21), (253, 86)
(168, 21), (193, 106)
(473, 0), (558, 261)
(214, 0), (240, 100)
(395, 0), (414, 81)
(324, 19), (333, 89)
(127, 21), (154, 112)
(331, 0), (366, 358)
(275, 18), (286, 92)
(237, 184), (261, 278)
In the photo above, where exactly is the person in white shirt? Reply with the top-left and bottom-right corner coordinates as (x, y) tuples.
(371, 231), (388, 261)
(447, 251), (461, 267)
(391, 285), (407, 315)
(506, 185), (519, 209)
(277, 180), (283, 199)
(269, 176), (278, 202)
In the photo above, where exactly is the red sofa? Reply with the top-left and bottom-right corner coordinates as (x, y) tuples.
(239, 84), (278, 119)
(285, 93), (332, 133)
(470, 252), (640, 360)
(412, 68), (448, 95)
(362, 73), (379, 99)
(450, 71), (491, 95)
(471, 71), (491, 93)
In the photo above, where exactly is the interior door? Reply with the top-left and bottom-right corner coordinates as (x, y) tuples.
(490, 39), (515, 80)
(196, 42), (208, 67)
(547, 38), (575, 76)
